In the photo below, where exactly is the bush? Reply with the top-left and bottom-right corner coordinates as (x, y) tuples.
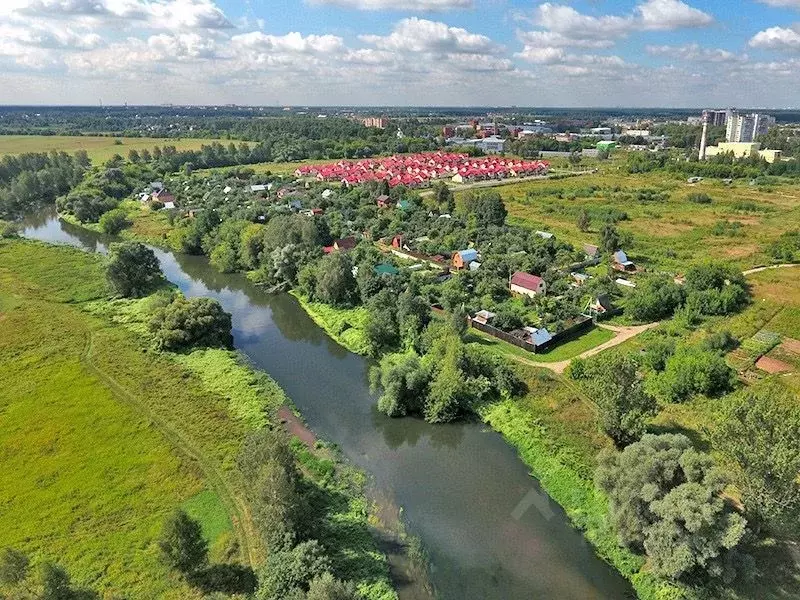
(626, 275), (684, 322)
(646, 344), (736, 403)
(687, 192), (712, 204)
(99, 208), (131, 234)
(159, 510), (208, 574)
(0, 219), (18, 238)
(149, 296), (234, 351)
(106, 241), (163, 297)
(255, 540), (331, 600)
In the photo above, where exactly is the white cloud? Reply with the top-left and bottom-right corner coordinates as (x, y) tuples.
(646, 43), (737, 62)
(4, 0), (233, 29)
(306, 0), (472, 10)
(534, 3), (633, 40)
(757, 0), (800, 8)
(361, 18), (499, 54)
(516, 30), (614, 49)
(636, 0), (714, 30)
(522, 0), (713, 52)
(749, 25), (800, 52)
(232, 31), (345, 55)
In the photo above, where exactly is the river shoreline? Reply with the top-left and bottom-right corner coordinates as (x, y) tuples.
(22, 211), (636, 600)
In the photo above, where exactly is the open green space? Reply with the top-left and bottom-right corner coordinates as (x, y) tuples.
(0, 238), (396, 599)
(483, 170), (800, 272)
(0, 242), (206, 598)
(469, 324), (614, 363)
(0, 135), (230, 164)
(290, 291), (370, 355)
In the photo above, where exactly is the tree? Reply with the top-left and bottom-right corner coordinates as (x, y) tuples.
(713, 384), (800, 525)
(465, 191), (507, 227)
(98, 208), (130, 234)
(576, 351), (657, 446)
(238, 429), (308, 549)
(596, 434), (748, 581)
(626, 275), (685, 322)
(255, 540), (330, 600)
(159, 510), (208, 574)
(576, 209), (590, 232)
(314, 252), (357, 307)
(306, 573), (359, 600)
(106, 242), (163, 297)
(434, 182), (455, 214)
(0, 548), (29, 587)
(683, 262), (749, 316)
(364, 289), (400, 357)
(149, 296), (234, 351)
(370, 353), (427, 417)
(646, 344), (736, 404)
(599, 221), (620, 254)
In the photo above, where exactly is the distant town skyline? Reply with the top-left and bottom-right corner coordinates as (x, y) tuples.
(2, 0), (800, 107)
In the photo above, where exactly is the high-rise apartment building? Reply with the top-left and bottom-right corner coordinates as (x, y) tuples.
(703, 109), (733, 127)
(725, 111), (776, 143)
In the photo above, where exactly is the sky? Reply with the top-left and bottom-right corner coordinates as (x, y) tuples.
(1, 0), (799, 108)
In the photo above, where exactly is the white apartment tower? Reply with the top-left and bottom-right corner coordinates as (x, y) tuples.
(725, 111), (776, 143)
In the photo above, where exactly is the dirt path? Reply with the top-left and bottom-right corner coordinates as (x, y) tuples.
(742, 263), (800, 276)
(507, 322), (661, 374)
(80, 330), (261, 567)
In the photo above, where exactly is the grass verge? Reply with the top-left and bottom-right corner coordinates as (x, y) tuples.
(290, 290), (370, 355)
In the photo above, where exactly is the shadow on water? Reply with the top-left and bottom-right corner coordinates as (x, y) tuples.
(22, 212), (635, 600)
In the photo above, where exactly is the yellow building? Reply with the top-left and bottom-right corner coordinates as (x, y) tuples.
(704, 142), (783, 163)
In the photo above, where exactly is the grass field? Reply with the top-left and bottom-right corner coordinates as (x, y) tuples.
(0, 239), (396, 599)
(0, 242), (207, 598)
(0, 135), (231, 164)
(478, 167), (800, 272)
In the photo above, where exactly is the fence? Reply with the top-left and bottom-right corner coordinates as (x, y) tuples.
(469, 315), (595, 354)
(469, 320), (537, 352)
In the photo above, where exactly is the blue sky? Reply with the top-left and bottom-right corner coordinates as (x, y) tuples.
(1, 0), (799, 107)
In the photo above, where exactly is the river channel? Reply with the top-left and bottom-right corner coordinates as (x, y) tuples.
(21, 210), (633, 600)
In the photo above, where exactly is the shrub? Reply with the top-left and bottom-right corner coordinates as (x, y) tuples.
(149, 296), (233, 351)
(99, 208), (131, 234)
(159, 510), (208, 574)
(687, 192), (712, 204)
(646, 344), (736, 403)
(626, 275), (684, 322)
(597, 434), (748, 581)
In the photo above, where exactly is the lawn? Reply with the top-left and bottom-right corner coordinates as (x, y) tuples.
(0, 244), (203, 598)
(480, 167), (800, 272)
(468, 324), (614, 363)
(0, 135), (231, 164)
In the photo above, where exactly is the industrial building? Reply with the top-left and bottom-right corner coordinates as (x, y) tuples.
(703, 142), (783, 163)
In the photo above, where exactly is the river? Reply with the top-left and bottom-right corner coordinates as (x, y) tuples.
(21, 211), (633, 600)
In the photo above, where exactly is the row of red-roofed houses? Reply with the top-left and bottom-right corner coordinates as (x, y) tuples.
(294, 152), (548, 188)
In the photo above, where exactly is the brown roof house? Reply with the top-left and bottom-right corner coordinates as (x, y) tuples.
(509, 272), (547, 298)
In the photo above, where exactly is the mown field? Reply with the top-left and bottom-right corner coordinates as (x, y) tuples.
(0, 135), (230, 164)
(481, 166), (800, 272)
